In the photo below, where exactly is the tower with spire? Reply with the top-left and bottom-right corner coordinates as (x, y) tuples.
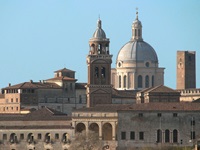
(86, 18), (113, 107)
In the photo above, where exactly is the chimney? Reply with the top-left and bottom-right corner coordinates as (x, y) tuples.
(30, 80), (33, 83)
(8, 83), (11, 87)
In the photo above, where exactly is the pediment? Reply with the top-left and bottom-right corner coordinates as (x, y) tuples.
(91, 89), (108, 94)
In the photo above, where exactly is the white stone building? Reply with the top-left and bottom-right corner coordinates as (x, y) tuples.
(111, 11), (164, 90)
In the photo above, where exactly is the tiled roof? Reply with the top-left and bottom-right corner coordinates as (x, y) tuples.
(121, 102), (200, 111)
(0, 125), (73, 129)
(54, 68), (75, 73)
(0, 107), (71, 121)
(45, 76), (77, 81)
(75, 83), (87, 89)
(145, 85), (179, 93)
(3, 82), (61, 90)
(112, 88), (137, 98)
(24, 107), (71, 121)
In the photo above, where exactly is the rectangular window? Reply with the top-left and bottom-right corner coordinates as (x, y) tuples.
(55, 133), (59, 139)
(3, 134), (7, 140)
(173, 113), (178, 117)
(191, 120), (195, 126)
(11, 98), (13, 102)
(121, 132), (126, 140)
(191, 131), (195, 140)
(38, 134), (42, 140)
(130, 131), (135, 140)
(139, 132), (144, 140)
(157, 113), (162, 117)
(16, 98), (18, 103)
(139, 113), (143, 117)
(20, 134), (24, 140)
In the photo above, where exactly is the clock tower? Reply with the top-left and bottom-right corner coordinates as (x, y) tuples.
(86, 19), (113, 107)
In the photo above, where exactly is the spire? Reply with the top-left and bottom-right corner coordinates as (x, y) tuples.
(136, 7), (138, 20)
(131, 8), (143, 41)
(97, 18), (102, 29)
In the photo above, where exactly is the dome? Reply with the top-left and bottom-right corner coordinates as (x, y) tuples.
(116, 11), (158, 63)
(92, 19), (106, 39)
(117, 40), (158, 63)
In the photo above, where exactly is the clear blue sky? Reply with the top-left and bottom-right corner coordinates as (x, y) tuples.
(0, 0), (199, 89)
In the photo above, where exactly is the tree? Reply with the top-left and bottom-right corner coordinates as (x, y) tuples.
(69, 130), (103, 150)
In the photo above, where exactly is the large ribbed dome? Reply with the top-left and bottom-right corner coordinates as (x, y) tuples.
(117, 40), (158, 62)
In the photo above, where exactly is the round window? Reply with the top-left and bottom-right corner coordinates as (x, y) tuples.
(145, 62), (150, 67)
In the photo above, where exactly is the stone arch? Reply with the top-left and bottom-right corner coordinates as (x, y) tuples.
(45, 133), (51, 143)
(173, 129), (178, 143)
(157, 129), (162, 143)
(27, 133), (34, 143)
(76, 122), (86, 133)
(10, 133), (17, 143)
(62, 133), (70, 142)
(89, 123), (99, 134)
(165, 129), (170, 143)
(102, 122), (112, 141)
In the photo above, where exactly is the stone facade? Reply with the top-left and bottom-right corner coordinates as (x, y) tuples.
(117, 103), (200, 150)
(177, 51), (196, 89)
(136, 85), (180, 103)
(0, 107), (74, 150)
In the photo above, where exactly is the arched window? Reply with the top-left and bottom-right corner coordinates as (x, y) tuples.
(135, 29), (137, 36)
(152, 75), (154, 87)
(145, 75), (149, 88)
(95, 67), (99, 78)
(173, 129), (178, 143)
(101, 67), (105, 78)
(138, 75), (142, 88)
(119, 76), (121, 88)
(123, 75), (127, 88)
(165, 130), (170, 143)
(138, 29), (141, 36)
(157, 129), (162, 143)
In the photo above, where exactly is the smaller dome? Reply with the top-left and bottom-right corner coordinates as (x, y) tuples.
(92, 19), (106, 39)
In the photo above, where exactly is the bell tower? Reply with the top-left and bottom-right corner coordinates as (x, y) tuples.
(86, 19), (113, 107)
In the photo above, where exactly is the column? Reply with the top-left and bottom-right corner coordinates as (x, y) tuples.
(112, 122), (116, 140)
(99, 122), (102, 140)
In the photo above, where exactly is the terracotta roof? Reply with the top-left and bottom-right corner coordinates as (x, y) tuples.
(73, 104), (130, 112)
(3, 82), (61, 90)
(120, 102), (200, 112)
(144, 85), (179, 93)
(54, 68), (75, 73)
(45, 76), (77, 81)
(0, 107), (71, 121)
(75, 83), (87, 89)
(24, 107), (71, 121)
(0, 125), (73, 129)
(112, 88), (137, 98)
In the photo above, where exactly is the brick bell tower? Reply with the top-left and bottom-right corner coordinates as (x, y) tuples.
(86, 18), (113, 107)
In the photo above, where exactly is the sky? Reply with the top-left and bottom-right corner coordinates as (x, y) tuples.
(0, 0), (199, 89)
